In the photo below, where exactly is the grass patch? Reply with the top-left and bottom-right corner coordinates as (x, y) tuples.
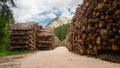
(59, 41), (63, 46)
(0, 50), (27, 56)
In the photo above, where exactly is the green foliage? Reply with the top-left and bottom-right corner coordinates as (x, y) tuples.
(0, 0), (28, 56)
(0, 50), (27, 56)
(0, 27), (10, 51)
(0, 0), (15, 53)
(47, 17), (59, 25)
(54, 23), (70, 41)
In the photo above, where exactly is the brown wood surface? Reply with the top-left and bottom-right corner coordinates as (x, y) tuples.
(67, 0), (120, 55)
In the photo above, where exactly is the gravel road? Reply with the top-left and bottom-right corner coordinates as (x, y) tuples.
(19, 47), (120, 68)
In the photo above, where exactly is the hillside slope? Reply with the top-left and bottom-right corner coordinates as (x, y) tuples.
(47, 17), (70, 28)
(54, 23), (70, 41)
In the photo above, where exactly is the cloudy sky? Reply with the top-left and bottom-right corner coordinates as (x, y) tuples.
(12, 0), (83, 25)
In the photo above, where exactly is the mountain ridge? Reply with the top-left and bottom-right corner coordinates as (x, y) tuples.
(46, 17), (71, 28)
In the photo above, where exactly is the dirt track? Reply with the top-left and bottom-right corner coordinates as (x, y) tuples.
(18, 47), (120, 68)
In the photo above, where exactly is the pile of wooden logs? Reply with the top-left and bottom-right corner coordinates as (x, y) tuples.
(10, 22), (57, 50)
(67, 0), (120, 55)
(10, 22), (39, 51)
(36, 27), (56, 49)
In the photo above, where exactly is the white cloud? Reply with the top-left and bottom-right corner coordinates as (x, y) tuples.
(12, 0), (83, 24)
(47, 13), (56, 18)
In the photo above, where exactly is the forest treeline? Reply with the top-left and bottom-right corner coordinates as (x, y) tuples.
(54, 23), (70, 41)
(0, 0), (18, 55)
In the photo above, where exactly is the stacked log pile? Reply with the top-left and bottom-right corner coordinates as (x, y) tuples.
(68, 0), (120, 55)
(10, 22), (38, 51)
(36, 27), (56, 49)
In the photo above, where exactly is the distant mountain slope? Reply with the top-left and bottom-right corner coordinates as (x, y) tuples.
(47, 17), (59, 26)
(46, 17), (71, 28)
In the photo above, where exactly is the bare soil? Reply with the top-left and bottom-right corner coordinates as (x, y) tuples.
(0, 54), (25, 68)
(19, 47), (120, 68)
(0, 47), (120, 68)
(63, 39), (120, 63)
(96, 51), (120, 63)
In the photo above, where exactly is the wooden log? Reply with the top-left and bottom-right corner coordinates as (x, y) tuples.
(36, 27), (55, 49)
(96, 37), (101, 45)
(99, 21), (105, 28)
(67, 0), (120, 55)
(10, 22), (38, 51)
(112, 44), (118, 51)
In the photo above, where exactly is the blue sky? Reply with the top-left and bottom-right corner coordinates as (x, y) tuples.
(12, 0), (83, 25)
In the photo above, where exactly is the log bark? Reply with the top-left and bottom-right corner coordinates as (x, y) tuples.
(67, 0), (120, 55)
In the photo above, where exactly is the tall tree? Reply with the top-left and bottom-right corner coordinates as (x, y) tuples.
(0, 0), (15, 51)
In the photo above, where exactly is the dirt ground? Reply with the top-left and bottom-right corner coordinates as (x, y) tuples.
(96, 51), (120, 63)
(0, 54), (25, 68)
(0, 47), (120, 68)
(1, 47), (119, 68)
(63, 39), (120, 63)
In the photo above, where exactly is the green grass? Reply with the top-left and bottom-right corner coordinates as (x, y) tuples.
(59, 41), (63, 46)
(0, 26), (28, 56)
(0, 28), (27, 56)
(0, 50), (27, 56)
